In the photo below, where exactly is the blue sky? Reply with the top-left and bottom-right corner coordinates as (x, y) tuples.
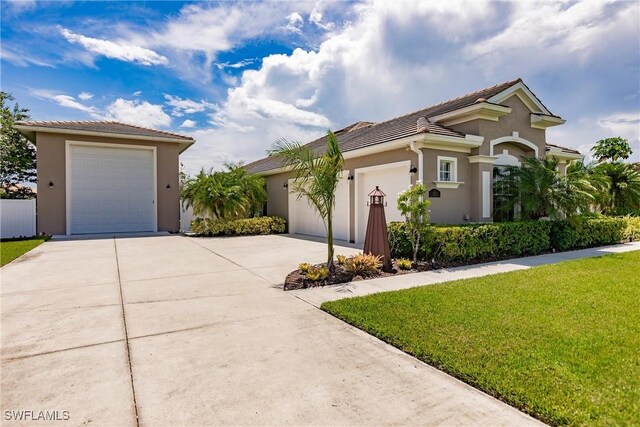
(2, 0), (639, 173)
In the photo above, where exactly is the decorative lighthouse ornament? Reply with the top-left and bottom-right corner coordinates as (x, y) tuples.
(363, 186), (392, 272)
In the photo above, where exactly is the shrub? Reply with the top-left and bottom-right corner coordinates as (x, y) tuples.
(344, 253), (383, 277)
(550, 217), (626, 251)
(336, 254), (348, 265)
(396, 258), (412, 270)
(306, 266), (329, 282)
(622, 216), (640, 241)
(298, 263), (312, 273)
(190, 216), (286, 237)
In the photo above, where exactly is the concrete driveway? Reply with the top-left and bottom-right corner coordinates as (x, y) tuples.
(1, 234), (540, 426)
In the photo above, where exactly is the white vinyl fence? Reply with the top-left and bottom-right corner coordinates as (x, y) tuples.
(1, 199), (36, 238)
(180, 202), (196, 232)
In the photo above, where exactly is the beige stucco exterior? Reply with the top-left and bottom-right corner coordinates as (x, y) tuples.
(259, 89), (580, 241)
(34, 132), (182, 235)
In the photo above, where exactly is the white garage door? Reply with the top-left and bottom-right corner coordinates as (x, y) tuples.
(69, 144), (155, 234)
(288, 172), (349, 241)
(355, 162), (411, 243)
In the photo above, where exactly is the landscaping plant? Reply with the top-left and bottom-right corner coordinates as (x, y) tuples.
(344, 253), (383, 277)
(336, 254), (347, 265)
(397, 182), (431, 263)
(305, 265), (329, 282)
(270, 130), (344, 270)
(396, 258), (412, 270)
(495, 157), (595, 220)
(190, 216), (285, 237)
(182, 163), (267, 220)
(298, 262), (312, 273)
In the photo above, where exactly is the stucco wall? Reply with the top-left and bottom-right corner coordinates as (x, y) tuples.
(35, 132), (182, 235)
(422, 149), (471, 224)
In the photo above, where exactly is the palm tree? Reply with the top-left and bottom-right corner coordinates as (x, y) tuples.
(270, 131), (344, 269)
(592, 162), (640, 215)
(496, 157), (595, 220)
(182, 164), (266, 220)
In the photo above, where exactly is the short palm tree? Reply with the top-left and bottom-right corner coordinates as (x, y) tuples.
(182, 164), (266, 220)
(592, 162), (640, 215)
(269, 131), (344, 269)
(497, 157), (595, 220)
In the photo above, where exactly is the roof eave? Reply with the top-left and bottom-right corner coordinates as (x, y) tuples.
(14, 124), (195, 146)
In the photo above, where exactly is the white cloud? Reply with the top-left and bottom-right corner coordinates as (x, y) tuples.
(32, 89), (98, 115)
(214, 58), (256, 70)
(179, 0), (639, 174)
(78, 91), (93, 100)
(309, 3), (334, 31)
(132, 91), (142, 96)
(0, 45), (54, 68)
(285, 12), (304, 33)
(105, 99), (171, 128)
(60, 27), (168, 66)
(181, 119), (197, 128)
(164, 94), (215, 116)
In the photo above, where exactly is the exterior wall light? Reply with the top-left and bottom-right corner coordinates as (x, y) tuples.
(283, 182), (289, 189)
(166, 184), (171, 190)
(48, 181), (54, 189)
(409, 164), (418, 174)
(347, 174), (354, 181)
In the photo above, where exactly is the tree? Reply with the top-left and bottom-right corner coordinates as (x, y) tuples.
(397, 182), (431, 263)
(496, 157), (595, 220)
(181, 163), (267, 220)
(0, 92), (36, 198)
(591, 137), (633, 163)
(591, 162), (640, 215)
(270, 130), (344, 270)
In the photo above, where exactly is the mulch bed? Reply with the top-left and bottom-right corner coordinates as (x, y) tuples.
(282, 251), (565, 291)
(283, 259), (430, 291)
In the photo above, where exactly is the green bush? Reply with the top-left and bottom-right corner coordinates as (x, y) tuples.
(550, 217), (626, 251)
(622, 216), (640, 241)
(190, 216), (286, 237)
(389, 217), (637, 264)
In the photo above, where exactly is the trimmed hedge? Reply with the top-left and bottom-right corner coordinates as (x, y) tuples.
(389, 216), (640, 263)
(191, 216), (286, 237)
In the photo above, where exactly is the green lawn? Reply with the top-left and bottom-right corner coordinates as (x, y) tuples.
(1, 237), (46, 266)
(322, 251), (640, 426)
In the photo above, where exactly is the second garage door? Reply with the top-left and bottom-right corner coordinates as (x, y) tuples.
(288, 172), (349, 241)
(355, 161), (412, 244)
(68, 144), (156, 234)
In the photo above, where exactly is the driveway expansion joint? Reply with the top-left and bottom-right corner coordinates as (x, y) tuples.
(113, 238), (140, 427)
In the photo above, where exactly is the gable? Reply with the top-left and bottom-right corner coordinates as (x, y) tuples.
(487, 81), (551, 115)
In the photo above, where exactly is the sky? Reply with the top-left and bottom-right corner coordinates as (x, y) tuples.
(1, 0), (639, 174)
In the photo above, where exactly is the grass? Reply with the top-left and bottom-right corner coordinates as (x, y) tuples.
(1, 237), (46, 266)
(322, 251), (640, 426)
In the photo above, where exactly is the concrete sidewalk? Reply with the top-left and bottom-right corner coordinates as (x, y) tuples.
(292, 241), (640, 307)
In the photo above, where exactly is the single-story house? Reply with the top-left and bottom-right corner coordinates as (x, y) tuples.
(245, 78), (583, 244)
(15, 121), (194, 235)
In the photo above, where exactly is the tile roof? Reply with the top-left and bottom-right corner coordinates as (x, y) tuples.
(246, 78), (523, 174)
(546, 143), (581, 155)
(15, 120), (194, 141)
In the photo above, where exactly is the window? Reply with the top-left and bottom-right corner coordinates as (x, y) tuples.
(437, 156), (457, 182)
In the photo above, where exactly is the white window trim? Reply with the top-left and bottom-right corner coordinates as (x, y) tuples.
(65, 140), (158, 236)
(437, 155), (458, 181)
(435, 156), (463, 189)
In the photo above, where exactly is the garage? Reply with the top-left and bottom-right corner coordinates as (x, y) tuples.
(355, 161), (412, 244)
(288, 172), (349, 241)
(15, 120), (194, 236)
(68, 143), (156, 234)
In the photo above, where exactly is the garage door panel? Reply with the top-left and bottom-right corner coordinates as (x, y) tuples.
(69, 145), (155, 234)
(288, 173), (349, 241)
(356, 164), (411, 244)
